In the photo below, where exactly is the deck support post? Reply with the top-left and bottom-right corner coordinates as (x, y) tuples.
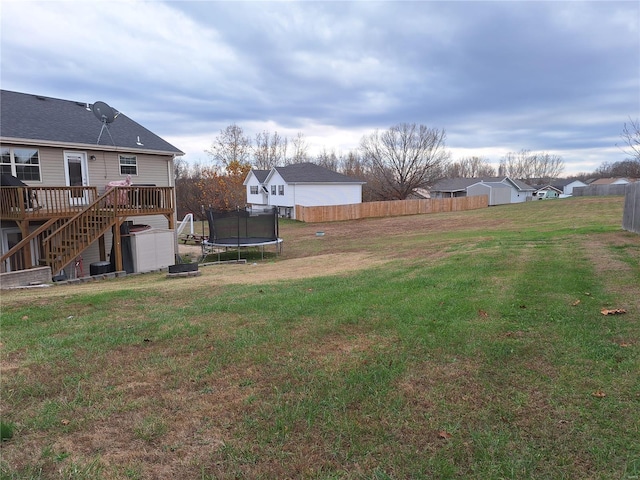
(113, 219), (123, 272)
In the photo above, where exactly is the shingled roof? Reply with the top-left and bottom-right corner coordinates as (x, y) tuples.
(0, 90), (183, 155)
(432, 177), (534, 192)
(270, 162), (365, 184)
(250, 170), (270, 183)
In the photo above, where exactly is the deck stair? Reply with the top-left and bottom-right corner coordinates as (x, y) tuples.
(1, 185), (174, 277)
(38, 191), (121, 275)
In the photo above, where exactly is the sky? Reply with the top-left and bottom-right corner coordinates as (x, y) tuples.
(1, 0), (639, 177)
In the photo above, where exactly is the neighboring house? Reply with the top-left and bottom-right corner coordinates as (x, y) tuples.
(408, 188), (431, 200)
(467, 182), (513, 205)
(244, 162), (365, 219)
(0, 90), (184, 278)
(431, 177), (535, 205)
(551, 178), (588, 196)
(531, 185), (562, 200)
(589, 177), (631, 185)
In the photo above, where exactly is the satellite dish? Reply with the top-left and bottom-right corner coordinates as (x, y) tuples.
(91, 100), (119, 145)
(92, 101), (118, 123)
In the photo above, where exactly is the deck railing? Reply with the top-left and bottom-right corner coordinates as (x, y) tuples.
(0, 186), (99, 220)
(1, 186), (174, 220)
(1, 186), (175, 275)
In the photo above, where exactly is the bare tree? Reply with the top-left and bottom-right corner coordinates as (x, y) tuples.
(206, 124), (252, 167)
(315, 148), (340, 171)
(340, 150), (379, 201)
(341, 151), (367, 179)
(359, 123), (450, 200)
(174, 159), (206, 220)
(253, 130), (288, 169)
(533, 152), (564, 181)
(595, 160), (640, 178)
(619, 118), (640, 163)
(499, 149), (564, 182)
(500, 150), (530, 179)
(445, 156), (496, 178)
(288, 132), (310, 164)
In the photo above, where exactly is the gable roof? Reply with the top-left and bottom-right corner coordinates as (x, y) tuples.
(589, 177), (630, 185)
(532, 185), (563, 193)
(250, 169), (270, 183)
(431, 177), (480, 193)
(0, 90), (183, 156)
(551, 178), (587, 189)
(432, 177), (534, 193)
(470, 181), (511, 190)
(268, 162), (365, 184)
(504, 177), (535, 191)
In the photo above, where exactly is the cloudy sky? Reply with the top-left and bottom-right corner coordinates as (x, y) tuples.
(2, 0), (639, 176)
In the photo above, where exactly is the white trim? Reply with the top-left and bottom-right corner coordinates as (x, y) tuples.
(63, 151), (90, 205)
(0, 136), (184, 157)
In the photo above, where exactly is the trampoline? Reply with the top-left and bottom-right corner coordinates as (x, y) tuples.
(202, 207), (283, 261)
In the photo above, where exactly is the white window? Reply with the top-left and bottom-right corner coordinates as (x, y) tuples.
(278, 185), (284, 195)
(119, 155), (138, 176)
(271, 185), (276, 195)
(250, 185), (258, 194)
(0, 147), (41, 181)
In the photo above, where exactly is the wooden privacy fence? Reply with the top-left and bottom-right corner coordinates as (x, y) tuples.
(622, 182), (639, 234)
(295, 195), (489, 223)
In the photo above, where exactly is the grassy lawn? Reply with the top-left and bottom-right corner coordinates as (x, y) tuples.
(1, 196), (638, 479)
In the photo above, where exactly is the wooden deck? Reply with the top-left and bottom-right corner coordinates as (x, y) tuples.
(1, 186), (175, 275)
(1, 185), (174, 222)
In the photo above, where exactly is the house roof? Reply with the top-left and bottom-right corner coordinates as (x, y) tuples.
(430, 178), (479, 192)
(551, 178), (585, 188)
(471, 181), (511, 190)
(250, 169), (270, 183)
(269, 162), (365, 184)
(589, 177), (630, 185)
(0, 90), (183, 156)
(531, 185), (563, 193)
(432, 177), (534, 192)
(505, 177), (535, 191)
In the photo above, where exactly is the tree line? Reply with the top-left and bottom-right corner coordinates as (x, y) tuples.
(176, 120), (640, 218)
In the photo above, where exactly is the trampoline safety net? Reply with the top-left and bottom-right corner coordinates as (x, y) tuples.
(206, 207), (279, 246)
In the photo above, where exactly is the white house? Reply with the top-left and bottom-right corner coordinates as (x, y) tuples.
(244, 162), (365, 219)
(532, 185), (562, 199)
(552, 179), (588, 196)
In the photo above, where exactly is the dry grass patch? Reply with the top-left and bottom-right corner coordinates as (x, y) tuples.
(1, 252), (387, 308)
(581, 232), (640, 314)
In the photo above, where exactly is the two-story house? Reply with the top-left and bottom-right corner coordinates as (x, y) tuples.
(0, 90), (183, 281)
(244, 162), (365, 219)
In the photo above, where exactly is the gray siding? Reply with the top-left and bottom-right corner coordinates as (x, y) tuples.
(5, 143), (173, 189)
(92, 152), (173, 192)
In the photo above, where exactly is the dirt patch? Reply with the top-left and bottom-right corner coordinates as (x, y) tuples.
(201, 252), (388, 284)
(0, 252), (389, 306)
(580, 232), (640, 314)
